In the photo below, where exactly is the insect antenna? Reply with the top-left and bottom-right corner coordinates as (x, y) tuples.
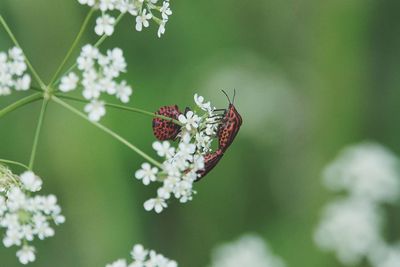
(232, 89), (236, 104)
(221, 90), (231, 104)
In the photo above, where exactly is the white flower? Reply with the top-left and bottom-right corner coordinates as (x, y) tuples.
(14, 74), (31, 91)
(135, 9), (152, 31)
(78, 0), (95, 6)
(152, 141), (175, 158)
(60, 44), (133, 121)
(84, 100), (106, 122)
(115, 81), (132, 103)
(131, 244), (148, 262)
(106, 244), (177, 267)
(0, 46), (31, 96)
(314, 198), (383, 265)
(95, 14), (116, 36)
(323, 142), (400, 204)
(144, 197), (167, 213)
(160, 1), (172, 20)
(135, 163), (158, 185)
(157, 21), (166, 38)
(178, 111), (200, 131)
(209, 234), (286, 267)
(99, 0), (116, 11)
(370, 244), (400, 267)
(20, 171), (42, 192)
(106, 259), (127, 267)
(59, 72), (79, 92)
(16, 245), (35, 265)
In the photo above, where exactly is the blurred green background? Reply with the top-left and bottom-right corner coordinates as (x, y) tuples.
(1, 0), (400, 266)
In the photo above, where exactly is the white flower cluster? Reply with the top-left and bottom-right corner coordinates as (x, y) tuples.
(314, 142), (400, 267)
(59, 44), (133, 121)
(0, 166), (65, 265)
(77, 0), (173, 38)
(208, 234), (286, 267)
(0, 47), (31, 96)
(135, 94), (220, 213)
(106, 244), (177, 267)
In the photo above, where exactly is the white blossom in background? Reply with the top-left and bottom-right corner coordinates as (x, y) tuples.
(314, 198), (383, 266)
(208, 234), (286, 267)
(105, 244), (178, 267)
(369, 244), (400, 267)
(135, 94), (221, 213)
(0, 165), (65, 265)
(323, 142), (400, 204)
(58, 44), (133, 122)
(77, 0), (173, 38)
(0, 46), (31, 96)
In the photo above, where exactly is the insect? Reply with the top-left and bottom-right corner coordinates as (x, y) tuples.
(152, 105), (183, 141)
(196, 149), (224, 181)
(216, 90), (243, 153)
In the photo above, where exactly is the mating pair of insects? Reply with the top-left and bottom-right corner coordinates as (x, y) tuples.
(152, 91), (243, 181)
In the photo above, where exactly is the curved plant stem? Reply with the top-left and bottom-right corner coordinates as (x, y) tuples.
(55, 94), (183, 125)
(52, 96), (163, 168)
(48, 8), (96, 88)
(53, 13), (126, 86)
(28, 99), (49, 170)
(0, 15), (46, 89)
(0, 93), (43, 119)
(0, 159), (29, 170)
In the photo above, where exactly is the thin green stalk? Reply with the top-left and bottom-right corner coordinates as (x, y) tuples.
(53, 13), (126, 86)
(0, 159), (29, 170)
(0, 15), (46, 89)
(28, 99), (49, 170)
(0, 93), (43, 119)
(55, 94), (183, 125)
(52, 96), (162, 168)
(48, 8), (95, 87)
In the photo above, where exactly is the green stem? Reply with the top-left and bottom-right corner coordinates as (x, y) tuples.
(0, 93), (43, 119)
(0, 15), (46, 89)
(28, 99), (49, 170)
(55, 94), (182, 125)
(53, 13), (126, 86)
(0, 159), (29, 170)
(52, 96), (163, 168)
(48, 8), (96, 88)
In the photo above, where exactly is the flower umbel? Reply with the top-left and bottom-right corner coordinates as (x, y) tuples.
(134, 94), (226, 213)
(59, 44), (133, 121)
(0, 165), (65, 265)
(77, 0), (173, 38)
(106, 243), (178, 267)
(0, 47), (31, 96)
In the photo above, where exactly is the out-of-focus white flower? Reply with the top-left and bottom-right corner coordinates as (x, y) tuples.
(209, 234), (286, 267)
(16, 245), (36, 265)
(106, 243), (177, 267)
(369, 244), (400, 267)
(84, 100), (106, 122)
(106, 259), (127, 267)
(314, 198), (383, 266)
(323, 142), (400, 204)
(144, 197), (167, 213)
(20, 171), (42, 192)
(0, 47), (31, 96)
(95, 14), (116, 36)
(0, 165), (65, 265)
(59, 72), (79, 92)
